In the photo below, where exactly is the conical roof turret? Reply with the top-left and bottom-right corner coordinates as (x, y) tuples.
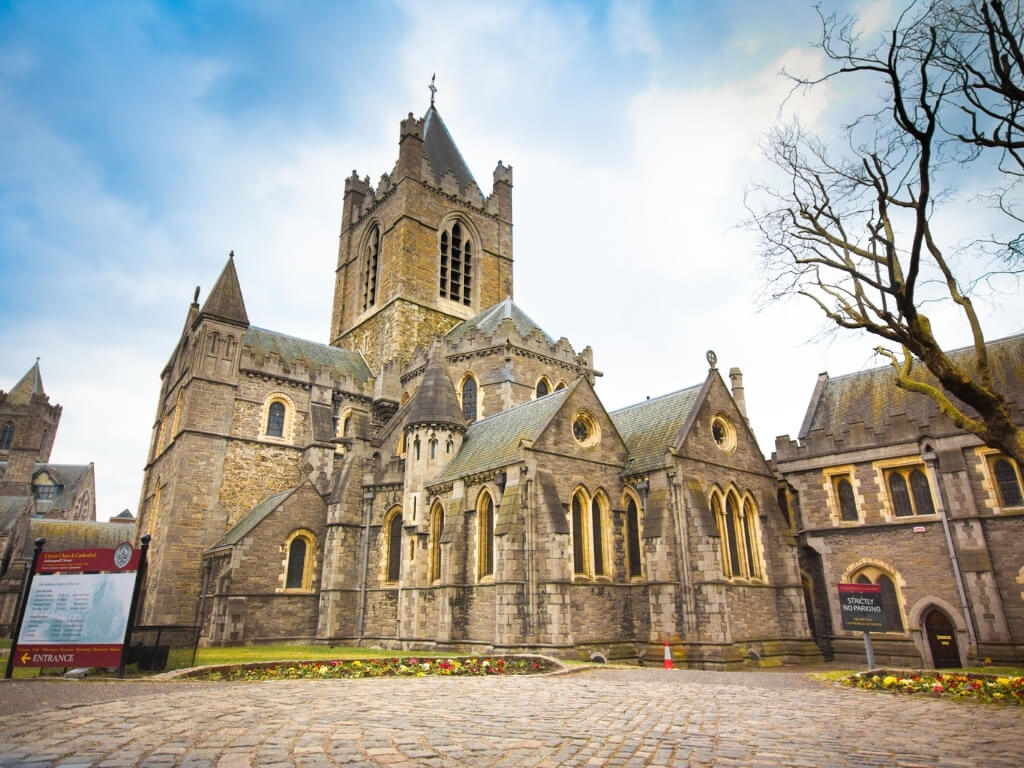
(198, 251), (249, 327)
(405, 345), (465, 429)
(7, 359), (44, 405)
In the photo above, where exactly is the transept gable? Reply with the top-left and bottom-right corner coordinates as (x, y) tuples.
(529, 377), (629, 468)
(679, 371), (773, 478)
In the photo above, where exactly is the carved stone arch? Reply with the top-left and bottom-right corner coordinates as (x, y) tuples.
(535, 375), (552, 399)
(906, 594), (966, 632)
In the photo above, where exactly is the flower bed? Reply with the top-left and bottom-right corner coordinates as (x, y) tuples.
(204, 655), (559, 681)
(839, 670), (1024, 705)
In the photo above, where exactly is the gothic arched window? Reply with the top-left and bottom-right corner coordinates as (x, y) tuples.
(461, 376), (477, 422)
(429, 503), (445, 583)
(625, 496), (643, 578)
(386, 510), (403, 582)
(286, 537), (307, 589)
(266, 401), (285, 438)
(536, 377), (550, 398)
(571, 493), (587, 576)
(0, 422), (13, 451)
(478, 492), (494, 579)
(362, 225), (380, 312)
(992, 457), (1024, 507)
(439, 221), (472, 306)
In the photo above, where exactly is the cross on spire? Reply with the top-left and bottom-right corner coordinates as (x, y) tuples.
(429, 73), (437, 107)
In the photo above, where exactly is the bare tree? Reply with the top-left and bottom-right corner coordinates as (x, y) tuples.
(748, 0), (1024, 465)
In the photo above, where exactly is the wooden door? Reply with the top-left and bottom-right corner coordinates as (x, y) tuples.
(925, 608), (961, 668)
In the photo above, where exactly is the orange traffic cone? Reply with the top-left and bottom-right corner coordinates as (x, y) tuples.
(663, 640), (673, 669)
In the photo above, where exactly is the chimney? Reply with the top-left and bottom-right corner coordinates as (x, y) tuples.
(729, 367), (748, 423)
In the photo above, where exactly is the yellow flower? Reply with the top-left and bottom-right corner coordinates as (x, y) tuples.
(883, 676), (898, 688)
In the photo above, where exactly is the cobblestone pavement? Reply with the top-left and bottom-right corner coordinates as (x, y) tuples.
(0, 668), (1020, 767)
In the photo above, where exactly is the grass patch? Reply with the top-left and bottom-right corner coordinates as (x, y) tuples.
(194, 645), (447, 666)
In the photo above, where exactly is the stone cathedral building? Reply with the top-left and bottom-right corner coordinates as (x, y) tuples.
(135, 102), (820, 666)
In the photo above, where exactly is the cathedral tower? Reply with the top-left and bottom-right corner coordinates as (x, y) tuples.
(329, 102), (513, 372)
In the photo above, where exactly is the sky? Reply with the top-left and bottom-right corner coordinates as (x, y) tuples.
(1, 0), (1021, 519)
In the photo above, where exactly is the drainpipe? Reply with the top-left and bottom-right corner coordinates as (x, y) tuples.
(356, 490), (374, 644)
(921, 444), (977, 653)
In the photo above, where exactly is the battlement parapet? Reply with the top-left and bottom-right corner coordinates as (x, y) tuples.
(772, 407), (961, 463)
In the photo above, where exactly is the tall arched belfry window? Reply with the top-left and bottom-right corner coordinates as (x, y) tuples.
(440, 221), (472, 306)
(362, 225), (380, 312)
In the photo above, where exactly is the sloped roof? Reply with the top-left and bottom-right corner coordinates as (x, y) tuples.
(7, 360), (44, 405)
(199, 253), (249, 326)
(799, 333), (1024, 441)
(610, 384), (704, 474)
(210, 488), (294, 550)
(446, 298), (554, 344)
(243, 327), (373, 384)
(422, 106), (477, 191)
(27, 519), (131, 555)
(433, 387), (572, 483)
(407, 352), (465, 428)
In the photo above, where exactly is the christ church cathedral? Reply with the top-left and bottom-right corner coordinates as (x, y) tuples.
(134, 97), (820, 667)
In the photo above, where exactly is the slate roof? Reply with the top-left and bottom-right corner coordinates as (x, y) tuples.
(433, 386), (573, 483)
(243, 327), (373, 384)
(7, 361), (44, 405)
(799, 332), (1024, 441)
(199, 254), (249, 326)
(446, 298), (554, 344)
(422, 106), (477, 191)
(210, 488), (295, 551)
(610, 384), (704, 475)
(406, 350), (465, 427)
(0, 496), (30, 531)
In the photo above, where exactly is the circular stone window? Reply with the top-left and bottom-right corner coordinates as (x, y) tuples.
(572, 410), (601, 448)
(711, 415), (736, 452)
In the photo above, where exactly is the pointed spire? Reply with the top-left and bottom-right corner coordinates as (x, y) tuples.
(8, 359), (44, 405)
(405, 344), (465, 429)
(198, 251), (249, 327)
(422, 106), (477, 190)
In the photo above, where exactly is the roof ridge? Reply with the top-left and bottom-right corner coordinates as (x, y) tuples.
(468, 386), (571, 428)
(610, 382), (704, 415)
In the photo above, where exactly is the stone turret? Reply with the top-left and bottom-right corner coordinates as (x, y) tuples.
(402, 345), (466, 533)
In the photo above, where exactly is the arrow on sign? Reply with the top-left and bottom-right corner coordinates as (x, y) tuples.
(20, 652), (30, 664)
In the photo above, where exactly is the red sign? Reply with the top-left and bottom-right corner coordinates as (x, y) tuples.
(36, 544), (139, 574)
(13, 644), (124, 668)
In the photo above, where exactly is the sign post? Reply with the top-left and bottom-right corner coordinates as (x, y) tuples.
(838, 582), (885, 669)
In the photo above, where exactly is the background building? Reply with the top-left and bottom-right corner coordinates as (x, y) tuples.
(774, 336), (1024, 667)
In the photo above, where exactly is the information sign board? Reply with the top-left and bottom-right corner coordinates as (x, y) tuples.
(12, 546), (140, 669)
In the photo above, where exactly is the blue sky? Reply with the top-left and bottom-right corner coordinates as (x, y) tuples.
(2, 0), (1021, 517)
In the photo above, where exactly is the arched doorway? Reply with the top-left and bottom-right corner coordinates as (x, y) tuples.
(924, 608), (961, 668)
